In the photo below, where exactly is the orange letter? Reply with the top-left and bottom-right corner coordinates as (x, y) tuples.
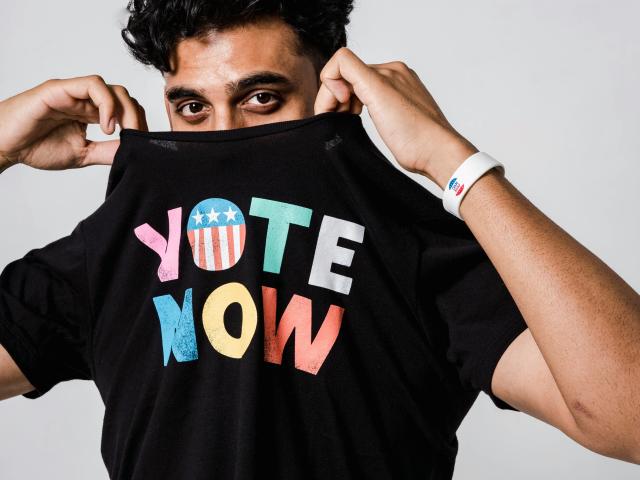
(262, 286), (344, 375)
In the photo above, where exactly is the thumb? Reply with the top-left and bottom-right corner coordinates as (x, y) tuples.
(81, 139), (120, 167)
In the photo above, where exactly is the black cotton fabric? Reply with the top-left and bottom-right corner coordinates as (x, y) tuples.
(0, 111), (527, 479)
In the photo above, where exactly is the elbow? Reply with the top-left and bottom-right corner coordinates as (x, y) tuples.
(594, 440), (640, 466)
(581, 434), (640, 465)
(618, 443), (640, 466)
(629, 442), (640, 465)
(569, 400), (640, 465)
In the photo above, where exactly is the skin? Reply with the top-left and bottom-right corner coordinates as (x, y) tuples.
(1, 16), (639, 464)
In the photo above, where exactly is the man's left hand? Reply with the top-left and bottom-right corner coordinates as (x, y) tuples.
(314, 47), (476, 189)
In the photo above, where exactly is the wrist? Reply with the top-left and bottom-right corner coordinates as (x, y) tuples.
(419, 134), (478, 190)
(441, 151), (505, 221)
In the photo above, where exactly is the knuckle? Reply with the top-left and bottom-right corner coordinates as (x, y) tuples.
(319, 68), (330, 81)
(41, 78), (59, 88)
(88, 74), (105, 84)
(392, 60), (410, 71)
(112, 84), (129, 96)
(380, 75), (393, 87)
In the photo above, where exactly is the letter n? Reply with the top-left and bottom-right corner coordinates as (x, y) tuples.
(152, 288), (199, 366)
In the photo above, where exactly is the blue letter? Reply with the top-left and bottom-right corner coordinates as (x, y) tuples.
(152, 288), (199, 366)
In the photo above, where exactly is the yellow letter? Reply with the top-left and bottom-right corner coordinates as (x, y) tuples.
(202, 282), (257, 359)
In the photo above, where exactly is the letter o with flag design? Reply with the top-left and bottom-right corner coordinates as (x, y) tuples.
(187, 198), (246, 271)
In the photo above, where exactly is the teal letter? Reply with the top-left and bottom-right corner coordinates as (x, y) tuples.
(249, 197), (312, 274)
(152, 288), (199, 366)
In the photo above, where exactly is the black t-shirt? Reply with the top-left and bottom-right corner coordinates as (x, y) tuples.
(0, 111), (527, 479)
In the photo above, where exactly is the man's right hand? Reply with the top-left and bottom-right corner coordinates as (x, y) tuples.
(0, 75), (147, 173)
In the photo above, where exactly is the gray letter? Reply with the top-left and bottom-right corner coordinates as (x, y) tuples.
(309, 215), (365, 295)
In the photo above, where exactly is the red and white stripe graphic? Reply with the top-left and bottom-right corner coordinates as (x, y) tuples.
(187, 224), (246, 271)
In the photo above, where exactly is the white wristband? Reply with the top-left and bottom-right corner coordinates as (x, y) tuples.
(442, 152), (504, 221)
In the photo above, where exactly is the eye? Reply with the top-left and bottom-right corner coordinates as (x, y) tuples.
(178, 102), (205, 117)
(246, 92), (279, 106)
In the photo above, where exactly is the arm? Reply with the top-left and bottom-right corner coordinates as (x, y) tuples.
(0, 76), (147, 401)
(0, 344), (33, 401)
(461, 170), (640, 464)
(314, 47), (640, 463)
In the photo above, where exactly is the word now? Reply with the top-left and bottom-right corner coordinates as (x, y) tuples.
(153, 283), (344, 375)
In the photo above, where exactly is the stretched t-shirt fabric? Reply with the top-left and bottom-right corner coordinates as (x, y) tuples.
(0, 111), (527, 479)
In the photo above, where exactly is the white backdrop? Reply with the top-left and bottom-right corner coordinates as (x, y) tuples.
(1, 1), (638, 478)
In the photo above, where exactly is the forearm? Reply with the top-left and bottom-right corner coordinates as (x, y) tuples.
(450, 167), (640, 448)
(0, 97), (16, 174)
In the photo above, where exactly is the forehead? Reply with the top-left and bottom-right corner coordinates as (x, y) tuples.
(165, 18), (308, 89)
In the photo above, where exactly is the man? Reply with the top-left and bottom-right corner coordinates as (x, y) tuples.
(0, 0), (639, 478)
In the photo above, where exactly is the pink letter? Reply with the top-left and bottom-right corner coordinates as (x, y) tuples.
(262, 286), (344, 375)
(134, 207), (182, 282)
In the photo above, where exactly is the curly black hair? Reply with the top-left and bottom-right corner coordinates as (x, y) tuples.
(121, 0), (354, 73)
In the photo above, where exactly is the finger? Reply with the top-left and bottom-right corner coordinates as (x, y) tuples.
(350, 96), (364, 115)
(80, 139), (120, 167)
(368, 61), (410, 73)
(109, 85), (144, 130)
(331, 78), (354, 114)
(315, 77), (355, 114)
(337, 89), (352, 113)
(137, 104), (149, 131)
(47, 106), (101, 125)
(42, 95), (101, 123)
(324, 78), (353, 104)
(55, 76), (118, 135)
(314, 82), (341, 114)
(319, 47), (378, 106)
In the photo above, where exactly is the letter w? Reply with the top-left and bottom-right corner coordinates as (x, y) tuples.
(262, 286), (344, 375)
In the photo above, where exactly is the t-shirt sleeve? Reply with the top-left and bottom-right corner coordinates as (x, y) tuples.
(0, 221), (93, 399)
(417, 216), (528, 411)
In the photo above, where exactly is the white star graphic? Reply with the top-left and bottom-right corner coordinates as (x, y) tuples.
(192, 209), (203, 225)
(224, 206), (238, 222)
(206, 207), (220, 224)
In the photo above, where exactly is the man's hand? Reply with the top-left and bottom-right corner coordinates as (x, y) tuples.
(0, 75), (147, 173)
(314, 47), (475, 189)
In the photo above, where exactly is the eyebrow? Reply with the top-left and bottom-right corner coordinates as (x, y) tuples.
(165, 72), (294, 103)
(225, 71), (293, 96)
(165, 86), (207, 103)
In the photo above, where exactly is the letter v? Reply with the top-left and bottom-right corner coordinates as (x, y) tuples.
(134, 207), (182, 282)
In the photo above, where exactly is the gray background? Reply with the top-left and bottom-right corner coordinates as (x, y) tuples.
(1, 1), (638, 478)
